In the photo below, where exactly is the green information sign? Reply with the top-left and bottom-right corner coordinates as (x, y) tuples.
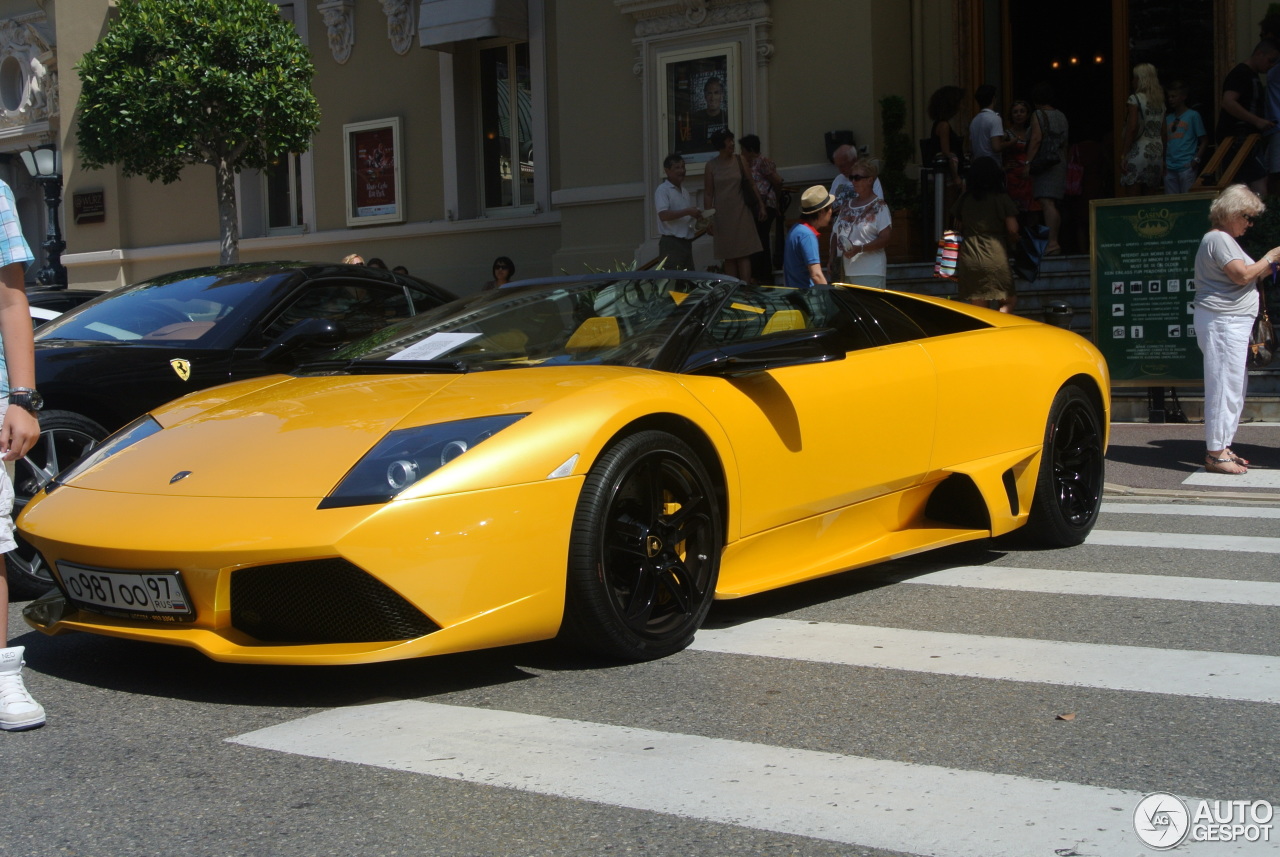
(1091, 193), (1214, 386)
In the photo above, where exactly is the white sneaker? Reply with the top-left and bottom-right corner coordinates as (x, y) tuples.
(0, 646), (46, 731)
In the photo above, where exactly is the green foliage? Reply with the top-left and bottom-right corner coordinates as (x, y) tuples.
(563, 259), (666, 274)
(877, 95), (917, 212)
(75, 0), (320, 183)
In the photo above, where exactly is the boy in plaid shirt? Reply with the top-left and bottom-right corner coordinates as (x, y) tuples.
(0, 177), (43, 731)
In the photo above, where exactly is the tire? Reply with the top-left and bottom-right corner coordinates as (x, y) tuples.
(564, 430), (722, 661)
(7, 410), (107, 598)
(1023, 384), (1104, 547)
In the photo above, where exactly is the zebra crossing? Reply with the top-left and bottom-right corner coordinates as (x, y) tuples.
(229, 500), (1280, 856)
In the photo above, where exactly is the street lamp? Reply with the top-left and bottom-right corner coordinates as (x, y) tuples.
(19, 144), (66, 288)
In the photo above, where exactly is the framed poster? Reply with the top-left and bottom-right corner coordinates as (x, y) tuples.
(344, 117), (403, 226)
(657, 43), (741, 172)
(1091, 193), (1214, 385)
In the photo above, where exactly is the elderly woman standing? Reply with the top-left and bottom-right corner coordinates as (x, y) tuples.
(1194, 184), (1280, 474)
(830, 157), (892, 288)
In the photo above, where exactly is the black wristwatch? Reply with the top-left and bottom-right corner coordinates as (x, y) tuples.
(8, 387), (43, 414)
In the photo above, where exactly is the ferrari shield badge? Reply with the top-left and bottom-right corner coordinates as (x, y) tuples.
(170, 358), (192, 381)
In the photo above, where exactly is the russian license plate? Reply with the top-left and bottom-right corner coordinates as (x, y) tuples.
(57, 563), (195, 623)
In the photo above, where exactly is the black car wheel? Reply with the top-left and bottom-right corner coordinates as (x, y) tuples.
(1024, 385), (1104, 547)
(7, 410), (106, 598)
(565, 430), (721, 661)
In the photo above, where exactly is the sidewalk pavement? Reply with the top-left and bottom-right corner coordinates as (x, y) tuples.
(1105, 420), (1280, 502)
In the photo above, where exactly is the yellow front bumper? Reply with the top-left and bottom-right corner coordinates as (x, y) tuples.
(20, 477), (583, 664)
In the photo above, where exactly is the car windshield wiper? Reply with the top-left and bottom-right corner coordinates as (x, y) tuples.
(35, 338), (133, 347)
(294, 358), (469, 376)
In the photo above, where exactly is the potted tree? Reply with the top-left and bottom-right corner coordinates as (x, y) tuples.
(878, 94), (919, 262)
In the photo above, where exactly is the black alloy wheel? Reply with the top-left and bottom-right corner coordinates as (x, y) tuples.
(564, 430), (722, 661)
(7, 410), (106, 598)
(1024, 385), (1104, 547)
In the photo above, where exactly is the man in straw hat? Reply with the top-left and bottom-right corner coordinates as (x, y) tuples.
(783, 185), (834, 287)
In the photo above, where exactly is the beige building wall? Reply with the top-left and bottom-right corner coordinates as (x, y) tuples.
(549, 0), (643, 271)
(307, 0), (445, 233)
(32, 1), (1263, 293)
(769, 4), (886, 173)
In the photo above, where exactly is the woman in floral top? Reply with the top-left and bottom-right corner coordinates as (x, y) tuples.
(830, 157), (892, 288)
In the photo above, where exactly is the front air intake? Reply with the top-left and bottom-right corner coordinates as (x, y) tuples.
(231, 559), (439, 643)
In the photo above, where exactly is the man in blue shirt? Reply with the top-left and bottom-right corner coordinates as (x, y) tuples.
(783, 186), (834, 287)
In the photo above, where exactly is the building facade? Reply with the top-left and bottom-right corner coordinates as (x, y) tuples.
(0, 0), (1271, 295)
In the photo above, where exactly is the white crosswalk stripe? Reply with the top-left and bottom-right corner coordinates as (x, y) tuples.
(689, 618), (1280, 703)
(228, 501), (1280, 856)
(230, 700), (1246, 857)
(899, 566), (1280, 606)
(1086, 529), (1280, 552)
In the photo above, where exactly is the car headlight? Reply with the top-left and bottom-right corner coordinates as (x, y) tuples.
(319, 414), (527, 508)
(47, 415), (164, 493)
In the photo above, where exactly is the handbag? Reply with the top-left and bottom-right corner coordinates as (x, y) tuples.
(1028, 110), (1061, 176)
(1064, 145), (1084, 196)
(1249, 283), (1276, 367)
(934, 230), (961, 279)
(738, 155), (764, 220)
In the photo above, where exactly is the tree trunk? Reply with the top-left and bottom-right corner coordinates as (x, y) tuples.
(216, 159), (240, 264)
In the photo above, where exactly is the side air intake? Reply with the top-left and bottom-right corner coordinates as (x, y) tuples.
(231, 559), (439, 643)
(924, 474), (992, 530)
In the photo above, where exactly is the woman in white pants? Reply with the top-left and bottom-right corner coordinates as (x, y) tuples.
(1193, 184), (1280, 474)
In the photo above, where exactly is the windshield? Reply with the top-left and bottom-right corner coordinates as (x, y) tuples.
(35, 268), (296, 348)
(333, 276), (727, 371)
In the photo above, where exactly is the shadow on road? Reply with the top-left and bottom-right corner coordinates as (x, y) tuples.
(10, 539), (1017, 699)
(13, 621), (555, 707)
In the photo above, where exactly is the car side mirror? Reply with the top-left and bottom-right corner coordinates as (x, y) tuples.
(260, 318), (346, 362)
(683, 328), (846, 377)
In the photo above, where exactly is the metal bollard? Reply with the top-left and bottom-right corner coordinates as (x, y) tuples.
(1043, 300), (1074, 329)
(932, 154), (949, 242)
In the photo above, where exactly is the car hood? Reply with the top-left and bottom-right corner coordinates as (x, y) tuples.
(58, 366), (662, 500)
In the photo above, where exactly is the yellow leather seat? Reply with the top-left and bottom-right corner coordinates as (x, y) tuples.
(566, 316), (621, 351)
(761, 309), (805, 335)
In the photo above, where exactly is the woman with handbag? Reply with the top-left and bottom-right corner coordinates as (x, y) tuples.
(1193, 184), (1280, 474)
(703, 128), (763, 282)
(926, 86), (962, 195)
(951, 157), (1020, 312)
(1025, 83), (1068, 256)
(741, 134), (784, 283)
(1003, 99), (1040, 226)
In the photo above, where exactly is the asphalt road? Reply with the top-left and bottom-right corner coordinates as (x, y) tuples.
(2, 497), (1278, 857)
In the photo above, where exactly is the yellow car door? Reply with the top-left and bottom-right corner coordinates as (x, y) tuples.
(678, 285), (937, 538)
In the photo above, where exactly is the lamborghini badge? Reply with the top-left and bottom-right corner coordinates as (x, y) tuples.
(170, 358), (192, 381)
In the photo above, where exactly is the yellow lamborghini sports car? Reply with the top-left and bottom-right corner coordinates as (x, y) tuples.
(20, 273), (1109, 665)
